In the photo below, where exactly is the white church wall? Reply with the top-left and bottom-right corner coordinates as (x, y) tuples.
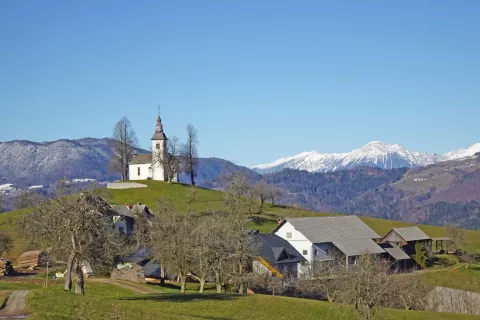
(128, 164), (151, 180)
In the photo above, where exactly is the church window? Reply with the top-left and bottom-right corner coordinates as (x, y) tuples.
(156, 143), (160, 150)
(137, 167), (141, 176)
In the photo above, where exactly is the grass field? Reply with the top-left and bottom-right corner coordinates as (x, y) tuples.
(1, 180), (480, 260)
(422, 264), (480, 293)
(25, 282), (480, 320)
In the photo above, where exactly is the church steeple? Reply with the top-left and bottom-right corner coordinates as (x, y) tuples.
(151, 113), (167, 140)
(155, 114), (163, 133)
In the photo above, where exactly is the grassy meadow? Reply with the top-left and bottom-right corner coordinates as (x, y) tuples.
(24, 281), (480, 320)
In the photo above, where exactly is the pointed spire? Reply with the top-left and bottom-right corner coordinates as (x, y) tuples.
(156, 114), (163, 132)
(152, 109), (167, 140)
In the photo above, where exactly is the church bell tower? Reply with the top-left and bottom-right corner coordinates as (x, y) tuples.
(151, 113), (168, 181)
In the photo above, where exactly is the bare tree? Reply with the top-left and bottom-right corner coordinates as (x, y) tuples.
(150, 197), (195, 293)
(110, 117), (138, 181)
(298, 253), (347, 303)
(395, 275), (431, 310)
(342, 254), (393, 320)
(131, 207), (151, 250)
(181, 124), (199, 186)
(155, 136), (181, 183)
(223, 171), (249, 216)
(267, 185), (282, 207)
(445, 225), (465, 252)
(0, 233), (12, 257)
(0, 194), (4, 213)
(21, 188), (124, 294)
(189, 218), (212, 293)
(14, 190), (43, 210)
(252, 180), (268, 213)
(186, 187), (198, 214)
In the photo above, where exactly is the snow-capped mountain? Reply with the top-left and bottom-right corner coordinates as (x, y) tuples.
(252, 141), (480, 174)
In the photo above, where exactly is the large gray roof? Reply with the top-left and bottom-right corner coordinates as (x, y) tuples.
(286, 216), (381, 243)
(333, 239), (385, 256)
(392, 227), (431, 242)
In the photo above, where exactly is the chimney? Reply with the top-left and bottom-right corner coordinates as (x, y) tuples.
(126, 203), (131, 210)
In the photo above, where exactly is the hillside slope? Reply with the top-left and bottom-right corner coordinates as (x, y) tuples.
(1, 181), (480, 259)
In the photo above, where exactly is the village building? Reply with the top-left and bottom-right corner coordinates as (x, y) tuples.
(253, 233), (306, 278)
(128, 114), (170, 181)
(380, 226), (432, 257)
(273, 216), (385, 274)
(111, 203), (153, 235)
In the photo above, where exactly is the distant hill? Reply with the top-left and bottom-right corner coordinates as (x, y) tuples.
(0, 138), (254, 188)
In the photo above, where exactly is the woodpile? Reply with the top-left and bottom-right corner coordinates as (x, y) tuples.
(16, 250), (44, 268)
(111, 263), (146, 283)
(0, 259), (14, 276)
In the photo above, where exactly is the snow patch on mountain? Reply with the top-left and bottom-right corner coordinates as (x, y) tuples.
(252, 141), (480, 174)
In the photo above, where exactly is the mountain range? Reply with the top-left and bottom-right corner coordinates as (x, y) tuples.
(1, 138), (480, 229)
(252, 141), (480, 174)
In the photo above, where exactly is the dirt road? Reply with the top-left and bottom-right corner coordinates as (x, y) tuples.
(0, 290), (29, 319)
(90, 279), (158, 295)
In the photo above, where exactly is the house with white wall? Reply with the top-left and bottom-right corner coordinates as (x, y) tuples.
(273, 215), (385, 275)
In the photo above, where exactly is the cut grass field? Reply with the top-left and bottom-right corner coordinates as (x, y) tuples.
(1, 180), (480, 260)
(25, 282), (480, 320)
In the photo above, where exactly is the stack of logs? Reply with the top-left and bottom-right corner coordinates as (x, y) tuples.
(16, 250), (43, 268)
(0, 259), (14, 276)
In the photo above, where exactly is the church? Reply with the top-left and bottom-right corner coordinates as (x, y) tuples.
(128, 114), (170, 181)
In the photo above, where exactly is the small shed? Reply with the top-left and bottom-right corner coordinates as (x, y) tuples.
(380, 227), (432, 256)
(432, 237), (453, 253)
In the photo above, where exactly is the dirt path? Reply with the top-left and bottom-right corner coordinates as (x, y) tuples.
(90, 279), (157, 295)
(0, 290), (29, 319)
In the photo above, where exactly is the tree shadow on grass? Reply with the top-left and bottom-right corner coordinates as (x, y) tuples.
(120, 293), (240, 303)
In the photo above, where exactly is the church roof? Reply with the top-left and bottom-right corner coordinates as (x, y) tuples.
(151, 114), (168, 140)
(130, 154), (152, 164)
(151, 131), (167, 140)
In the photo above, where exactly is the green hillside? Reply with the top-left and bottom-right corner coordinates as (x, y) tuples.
(110, 181), (480, 252)
(24, 282), (479, 320)
(1, 180), (480, 260)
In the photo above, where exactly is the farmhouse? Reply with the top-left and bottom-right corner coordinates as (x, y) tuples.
(273, 216), (385, 273)
(128, 114), (171, 181)
(111, 203), (153, 235)
(380, 226), (432, 257)
(253, 233), (306, 278)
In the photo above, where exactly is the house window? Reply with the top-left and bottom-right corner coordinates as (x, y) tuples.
(156, 143), (160, 150)
(314, 249), (318, 256)
(286, 232), (292, 239)
(137, 167), (141, 176)
(326, 249), (329, 254)
(302, 250), (308, 255)
(118, 227), (124, 234)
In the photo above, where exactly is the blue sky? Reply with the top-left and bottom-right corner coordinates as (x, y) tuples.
(1, 1), (479, 166)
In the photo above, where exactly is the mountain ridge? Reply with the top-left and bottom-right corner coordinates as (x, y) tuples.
(252, 141), (480, 174)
